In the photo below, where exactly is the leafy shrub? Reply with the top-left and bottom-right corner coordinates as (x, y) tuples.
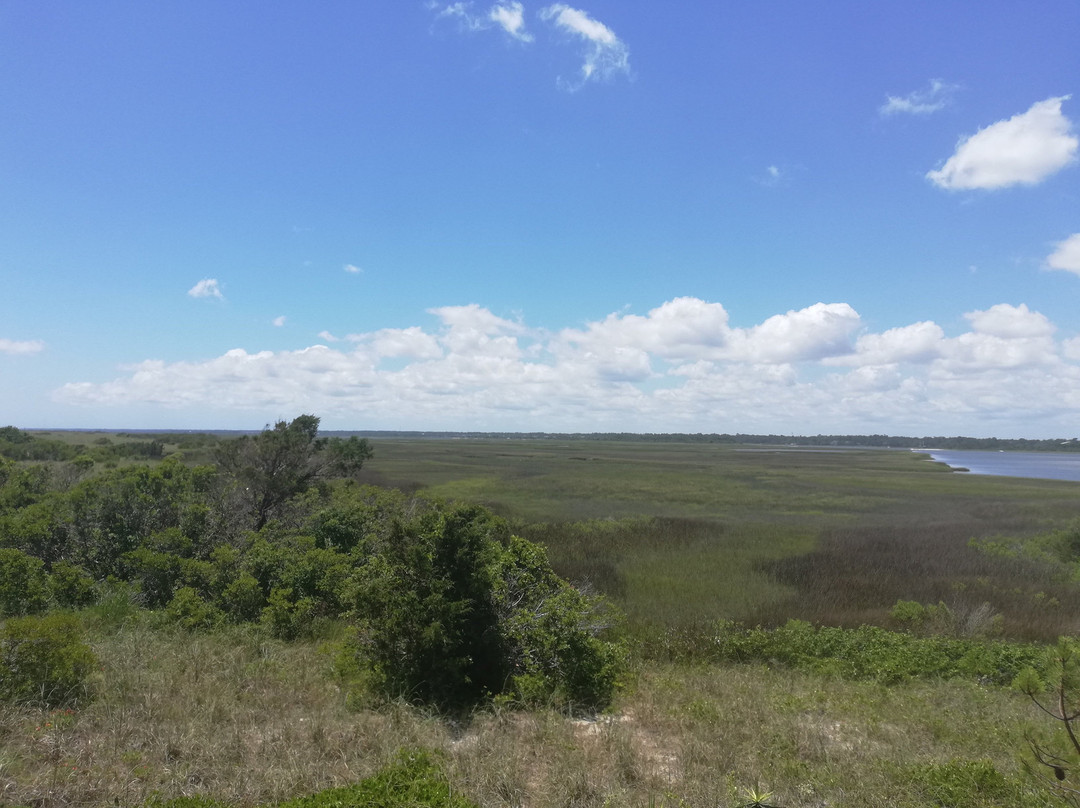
(49, 560), (97, 609)
(0, 547), (49, 616)
(278, 749), (478, 808)
(219, 572), (264, 622)
(348, 505), (507, 708)
(162, 587), (223, 632)
(261, 586), (319, 640)
(496, 536), (626, 710)
(0, 613), (96, 706)
(344, 504), (625, 711)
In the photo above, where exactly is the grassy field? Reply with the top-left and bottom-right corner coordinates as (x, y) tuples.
(0, 621), (1059, 808)
(358, 439), (1080, 640)
(6, 435), (1080, 807)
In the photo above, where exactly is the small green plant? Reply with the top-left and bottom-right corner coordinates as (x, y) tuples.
(738, 785), (781, 807)
(0, 612), (96, 706)
(277, 748), (478, 808)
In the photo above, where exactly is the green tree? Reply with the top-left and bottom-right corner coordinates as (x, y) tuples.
(215, 415), (372, 529)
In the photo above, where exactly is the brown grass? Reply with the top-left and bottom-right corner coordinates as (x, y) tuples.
(0, 621), (1062, 808)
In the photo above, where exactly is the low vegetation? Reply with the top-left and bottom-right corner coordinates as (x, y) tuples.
(4, 422), (1080, 806)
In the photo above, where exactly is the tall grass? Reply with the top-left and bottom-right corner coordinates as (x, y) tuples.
(361, 440), (1080, 642)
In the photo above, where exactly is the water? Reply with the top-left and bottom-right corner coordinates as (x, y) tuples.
(920, 449), (1080, 483)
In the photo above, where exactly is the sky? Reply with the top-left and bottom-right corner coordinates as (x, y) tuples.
(2, 1), (1079, 438)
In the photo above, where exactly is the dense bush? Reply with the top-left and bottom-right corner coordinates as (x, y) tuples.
(0, 612), (96, 706)
(344, 504), (626, 711)
(0, 547), (49, 616)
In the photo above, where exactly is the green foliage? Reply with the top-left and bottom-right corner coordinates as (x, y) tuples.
(0, 547), (49, 616)
(277, 749), (478, 808)
(709, 619), (1042, 684)
(162, 587), (224, 632)
(48, 560), (97, 609)
(261, 586), (319, 640)
(344, 503), (624, 711)
(889, 599), (1003, 638)
(215, 415), (371, 529)
(0, 613), (96, 706)
(497, 536), (625, 710)
(348, 504), (508, 708)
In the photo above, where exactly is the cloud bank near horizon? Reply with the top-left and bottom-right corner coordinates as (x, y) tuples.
(52, 297), (1080, 436)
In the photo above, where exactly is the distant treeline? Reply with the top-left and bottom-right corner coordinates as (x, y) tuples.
(9, 425), (1080, 454)
(329, 430), (1080, 452)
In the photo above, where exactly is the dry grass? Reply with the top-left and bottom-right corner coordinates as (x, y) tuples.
(0, 622), (1063, 808)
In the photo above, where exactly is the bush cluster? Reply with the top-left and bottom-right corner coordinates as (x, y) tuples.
(0, 418), (625, 712)
(0, 612), (96, 706)
(709, 619), (1043, 684)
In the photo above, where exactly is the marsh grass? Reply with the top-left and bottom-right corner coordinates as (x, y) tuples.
(360, 440), (1080, 642)
(0, 624), (1064, 807)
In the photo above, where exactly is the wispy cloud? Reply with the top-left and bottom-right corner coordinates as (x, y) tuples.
(430, 1), (533, 42)
(539, 4), (629, 90)
(273, 316), (287, 327)
(1047, 233), (1080, 275)
(0, 337), (45, 356)
(880, 79), (957, 116)
(344, 264), (363, 274)
(187, 278), (224, 300)
(490, 2), (532, 41)
(927, 96), (1078, 190)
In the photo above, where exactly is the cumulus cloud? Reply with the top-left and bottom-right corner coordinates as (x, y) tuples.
(1047, 233), (1080, 275)
(187, 279), (224, 300)
(825, 321), (945, 367)
(927, 96), (1078, 190)
(0, 338), (45, 356)
(53, 298), (1080, 435)
(539, 4), (629, 89)
(965, 302), (1054, 338)
(880, 79), (957, 116)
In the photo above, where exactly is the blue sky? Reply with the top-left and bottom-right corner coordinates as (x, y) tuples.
(2, 1), (1079, 437)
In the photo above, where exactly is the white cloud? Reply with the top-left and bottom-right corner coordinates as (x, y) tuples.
(964, 302), (1054, 338)
(880, 79), (957, 116)
(273, 316), (287, 327)
(927, 96), (1078, 190)
(317, 330), (340, 343)
(344, 264), (363, 274)
(1047, 233), (1080, 275)
(539, 4), (630, 89)
(53, 298), (1080, 436)
(825, 321), (945, 367)
(187, 278), (224, 300)
(0, 338), (45, 356)
(432, 1), (533, 41)
(490, 2), (532, 41)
